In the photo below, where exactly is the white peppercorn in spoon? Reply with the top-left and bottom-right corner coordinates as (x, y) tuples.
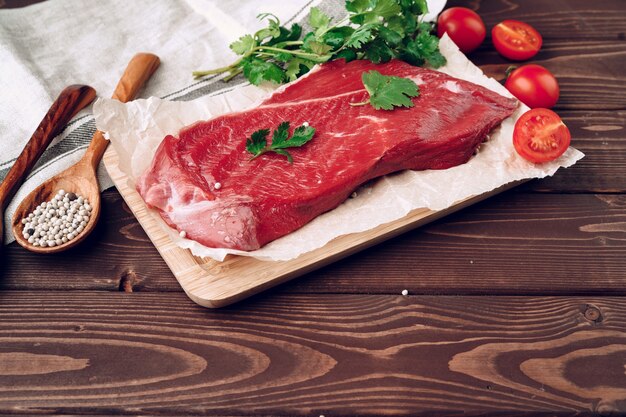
(11, 53), (160, 254)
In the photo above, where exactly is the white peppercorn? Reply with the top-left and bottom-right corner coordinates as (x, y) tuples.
(20, 190), (92, 247)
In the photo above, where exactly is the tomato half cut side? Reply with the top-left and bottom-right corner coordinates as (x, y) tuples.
(513, 108), (571, 164)
(492, 20), (542, 61)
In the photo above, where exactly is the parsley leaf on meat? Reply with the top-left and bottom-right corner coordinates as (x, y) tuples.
(246, 122), (316, 163)
(351, 70), (420, 110)
(193, 1), (447, 85)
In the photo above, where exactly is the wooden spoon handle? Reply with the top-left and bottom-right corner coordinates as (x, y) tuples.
(83, 53), (161, 170)
(0, 84), (96, 211)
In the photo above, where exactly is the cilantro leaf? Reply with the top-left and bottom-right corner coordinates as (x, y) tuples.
(377, 26), (403, 48)
(333, 48), (358, 62)
(363, 38), (395, 63)
(246, 129), (270, 157)
(345, 0), (370, 13)
(307, 40), (333, 55)
(400, 26), (447, 68)
(270, 121), (290, 147)
(194, 1), (447, 85)
(265, 23), (302, 46)
(274, 124), (316, 148)
(309, 7), (331, 31)
(352, 70), (420, 110)
(241, 57), (285, 85)
(255, 13), (281, 41)
(285, 58), (315, 81)
(246, 122), (317, 163)
(322, 27), (354, 50)
(372, 0), (402, 18)
(345, 24), (375, 48)
(230, 34), (256, 55)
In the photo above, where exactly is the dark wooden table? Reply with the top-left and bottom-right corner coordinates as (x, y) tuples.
(2, 0), (626, 415)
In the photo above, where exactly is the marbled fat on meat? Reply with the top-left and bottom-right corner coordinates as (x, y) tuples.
(137, 59), (518, 250)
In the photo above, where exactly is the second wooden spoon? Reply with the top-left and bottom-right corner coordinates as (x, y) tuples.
(12, 52), (160, 253)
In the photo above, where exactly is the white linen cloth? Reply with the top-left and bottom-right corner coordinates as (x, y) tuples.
(0, 0), (337, 244)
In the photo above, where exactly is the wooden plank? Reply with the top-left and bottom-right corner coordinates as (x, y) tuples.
(472, 41), (626, 111)
(0, 292), (624, 415)
(448, 0), (626, 40)
(4, 191), (626, 296)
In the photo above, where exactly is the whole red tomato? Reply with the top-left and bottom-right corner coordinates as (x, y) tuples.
(505, 64), (560, 109)
(437, 7), (486, 54)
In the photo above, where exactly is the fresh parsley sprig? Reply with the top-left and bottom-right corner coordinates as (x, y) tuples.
(193, 0), (446, 85)
(351, 70), (420, 110)
(246, 121), (316, 163)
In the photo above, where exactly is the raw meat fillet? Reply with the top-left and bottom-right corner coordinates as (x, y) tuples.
(138, 59), (517, 251)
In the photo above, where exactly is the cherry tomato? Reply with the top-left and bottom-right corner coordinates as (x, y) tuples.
(513, 108), (571, 164)
(492, 20), (542, 61)
(505, 64), (559, 109)
(437, 7), (486, 54)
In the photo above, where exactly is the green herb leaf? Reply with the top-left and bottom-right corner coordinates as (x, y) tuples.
(275, 124), (316, 148)
(345, 24), (375, 49)
(230, 34), (256, 55)
(246, 122), (317, 163)
(333, 48), (358, 62)
(241, 57), (286, 85)
(265, 23), (302, 46)
(194, 0), (446, 84)
(255, 13), (281, 41)
(400, 24), (446, 68)
(353, 70), (420, 110)
(307, 40), (333, 56)
(377, 26), (403, 48)
(363, 38), (395, 64)
(285, 58), (315, 81)
(309, 7), (331, 31)
(372, 0), (402, 18)
(345, 0), (369, 13)
(246, 128), (270, 157)
(270, 121), (290, 147)
(322, 27), (354, 50)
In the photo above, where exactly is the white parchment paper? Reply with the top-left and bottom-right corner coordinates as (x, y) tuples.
(94, 35), (584, 261)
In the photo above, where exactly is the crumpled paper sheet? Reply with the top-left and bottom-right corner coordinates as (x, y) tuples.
(94, 35), (584, 262)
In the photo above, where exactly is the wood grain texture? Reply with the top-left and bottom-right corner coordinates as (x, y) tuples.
(0, 292), (624, 415)
(3, 190), (626, 296)
(448, 0), (626, 40)
(472, 40), (626, 111)
(1, 0), (626, 414)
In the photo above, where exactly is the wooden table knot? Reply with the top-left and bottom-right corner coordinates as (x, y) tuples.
(583, 304), (603, 323)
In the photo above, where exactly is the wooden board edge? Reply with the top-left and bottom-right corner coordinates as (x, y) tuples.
(103, 146), (525, 308)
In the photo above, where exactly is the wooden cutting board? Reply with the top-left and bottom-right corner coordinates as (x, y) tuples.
(103, 146), (521, 308)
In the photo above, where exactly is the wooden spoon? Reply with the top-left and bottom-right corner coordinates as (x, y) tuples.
(11, 53), (160, 254)
(0, 85), (96, 249)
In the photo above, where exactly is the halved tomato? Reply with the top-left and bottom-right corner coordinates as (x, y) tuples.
(492, 20), (542, 61)
(513, 108), (571, 164)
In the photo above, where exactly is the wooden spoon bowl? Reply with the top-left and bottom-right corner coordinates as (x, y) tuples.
(11, 53), (160, 254)
(11, 155), (103, 253)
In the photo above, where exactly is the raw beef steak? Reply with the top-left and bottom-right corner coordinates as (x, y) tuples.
(138, 59), (517, 251)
